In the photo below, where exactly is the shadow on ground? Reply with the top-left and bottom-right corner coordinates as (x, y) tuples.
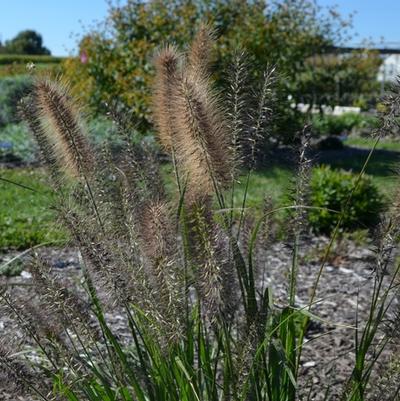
(261, 145), (400, 177)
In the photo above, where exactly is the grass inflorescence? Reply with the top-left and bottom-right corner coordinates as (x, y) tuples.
(1, 27), (400, 401)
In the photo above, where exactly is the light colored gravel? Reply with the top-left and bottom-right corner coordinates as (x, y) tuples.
(1, 237), (399, 400)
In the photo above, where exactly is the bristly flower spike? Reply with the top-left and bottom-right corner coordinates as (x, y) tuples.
(153, 45), (182, 151)
(33, 77), (94, 179)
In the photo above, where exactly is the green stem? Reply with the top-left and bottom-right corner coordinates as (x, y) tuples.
(236, 169), (252, 242)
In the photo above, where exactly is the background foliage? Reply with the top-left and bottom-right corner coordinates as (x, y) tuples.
(0, 75), (32, 126)
(308, 165), (384, 233)
(0, 30), (51, 55)
(311, 112), (379, 136)
(62, 0), (379, 143)
(294, 50), (382, 111)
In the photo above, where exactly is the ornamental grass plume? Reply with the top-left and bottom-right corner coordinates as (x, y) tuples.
(3, 25), (400, 401)
(152, 45), (181, 151)
(152, 26), (237, 321)
(31, 78), (93, 179)
(138, 199), (185, 339)
(187, 22), (216, 76)
(153, 25), (232, 203)
(172, 72), (232, 201)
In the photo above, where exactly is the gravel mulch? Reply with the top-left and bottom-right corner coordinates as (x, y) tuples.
(255, 237), (400, 399)
(1, 237), (399, 400)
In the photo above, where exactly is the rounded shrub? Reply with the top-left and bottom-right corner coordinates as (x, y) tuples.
(0, 75), (32, 126)
(308, 165), (384, 234)
(311, 114), (348, 136)
(0, 123), (36, 163)
(311, 112), (378, 137)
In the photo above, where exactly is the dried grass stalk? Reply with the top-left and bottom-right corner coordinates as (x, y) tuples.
(32, 78), (94, 179)
(153, 45), (182, 151)
(188, 23), (215, 77)
(173, 73), (232, 201)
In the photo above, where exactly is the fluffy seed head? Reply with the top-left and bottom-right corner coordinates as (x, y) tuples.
(152, 26), (231, 202)
(153, 45), (181, 151)
(188, 23), (215, 77)
(173, 72), (232, 201)
(139, 200), (175, 261)
(32, 77), (94, 178)
(138, 200), (185, 342)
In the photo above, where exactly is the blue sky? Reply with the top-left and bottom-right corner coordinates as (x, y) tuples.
(318, 0), (400, 47)
(0, 0), (399, 56)
(0, 0), (110, 56)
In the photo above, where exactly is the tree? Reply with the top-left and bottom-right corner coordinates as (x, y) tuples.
(63, 0), (352, 136)
(2, 30), (51, 55)
(291, 50), (382, 112)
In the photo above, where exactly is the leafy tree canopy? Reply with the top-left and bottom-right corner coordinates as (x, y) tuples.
(64, 0), (377, 137)
(0, 30), (51, 55)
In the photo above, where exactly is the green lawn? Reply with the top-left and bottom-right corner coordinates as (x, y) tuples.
(340, 137), (400, 198)
(0, 168), (66, 250)
(1, 165), (294, 251)
(344, 136), (400, 152)
(2, 137), (400, 251)
(0, 54), (63, 77)
(233, 166), (293, 210)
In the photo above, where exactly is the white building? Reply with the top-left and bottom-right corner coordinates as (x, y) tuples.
(377, 54), (400, 82)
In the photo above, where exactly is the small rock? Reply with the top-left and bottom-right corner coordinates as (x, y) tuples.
(303, 361), (317, 368)
(54, 260), (69, 268)
(20, 270), (32, 279)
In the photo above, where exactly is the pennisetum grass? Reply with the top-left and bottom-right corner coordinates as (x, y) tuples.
(1, 27), (400, 401)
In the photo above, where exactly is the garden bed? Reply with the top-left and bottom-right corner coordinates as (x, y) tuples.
(1, 237), (398, 400)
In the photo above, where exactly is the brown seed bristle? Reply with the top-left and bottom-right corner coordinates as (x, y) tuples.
(138, 200), (184, 334)
(173, 72), (232, 202)
(187, 201), (223, 321)
(153, 45), (181, 151)
(29, 257), (99, 341)
(139, 200), (175, 262)
(19, 96), (64, 190)
(33, 78), (94, 178)
(188, 23), (215, 77)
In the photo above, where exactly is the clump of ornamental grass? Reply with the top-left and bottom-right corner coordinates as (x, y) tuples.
(1, 27), (400, 401)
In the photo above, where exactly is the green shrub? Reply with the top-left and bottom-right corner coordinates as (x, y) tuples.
(311, 112), (378, 136)
(0, 75), (32, 126)
(0, 123), (36, 162)
(339, 112), (378, 130)
(311, 114), (351, 136)
(63, 0), (349, 140)
(309, 165), (384, 233)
